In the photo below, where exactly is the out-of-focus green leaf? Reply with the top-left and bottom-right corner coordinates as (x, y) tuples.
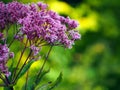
(35, 82), (52, 90)
(35, 72), (62, 90)
(36, 68), (50, 85)
(17, 60), (34, 79)
(0, 40), (5, 45)
(22, 76), (35, 90)
(48, 72), (62, 90)
(23, 68), (50, 90)
(4, 86), (13, 90)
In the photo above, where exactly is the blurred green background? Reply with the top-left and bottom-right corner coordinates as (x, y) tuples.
(1, 0), (120, 90)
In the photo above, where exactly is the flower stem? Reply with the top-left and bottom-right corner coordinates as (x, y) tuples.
(8, 25), (19, 48)
(12, 39), (28, 83)
(25, 70), (29, 90)
(4, 24), (9, 44)
(13, 50), (32, 83)
(35, 45), (53, 84)
(0, 74), (8, 86)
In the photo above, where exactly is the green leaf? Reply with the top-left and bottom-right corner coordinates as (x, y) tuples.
(4, 86), (14, 90)
(36, 68), (50, 85)
(48, 72), (62, 90)
(22, 76), (35, 90)
(22, 68), (50, 90)
(35, 82), (52, 90)
(8, 67), (16, 81)
(18, 60), (34, 79)
(35, 72), (62, 90)
(0, 40), (5, 45)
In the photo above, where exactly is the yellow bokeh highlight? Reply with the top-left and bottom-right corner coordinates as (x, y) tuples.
(79, 13), (98, 32)
(30, 59), (42, 69)
(48, 1), (73, 14)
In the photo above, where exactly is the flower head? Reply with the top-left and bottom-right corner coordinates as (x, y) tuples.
(9, 52), (14, 58)
(0, 1), (81, 49)
(0, 32), (4, 39)
(37, 2), (48, 10)
(18, 3), (81, 49)
(6, 1), (28, 23)
(0, 2), (6, 30)
(30, 45), (40, 56)
(0, 44), (11, 76)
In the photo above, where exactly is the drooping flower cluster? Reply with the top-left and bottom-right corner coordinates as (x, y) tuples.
(0, 44), (14, 76)
(0, 32), (3, 39)
(0, 32), (14, 76)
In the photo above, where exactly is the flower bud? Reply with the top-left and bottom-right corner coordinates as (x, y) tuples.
(9, 52), (14, 58)
(0, 33), (3, 39)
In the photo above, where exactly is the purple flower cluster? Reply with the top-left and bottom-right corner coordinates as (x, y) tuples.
(6, 1), (28, 23)
(30, 45), (40, 56)
(18, 2), (81, 49)
(0, 1), (28, 30)
(0, 44), (13, 76)
(0, 1), (80, 48)
(0, 32), (3, 39)
(37, 2), (48, 10)
(0, 33), (14, 77)
(0, 2), (6, 30)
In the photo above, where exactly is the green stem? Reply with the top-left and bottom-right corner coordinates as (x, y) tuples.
(25, 70), (29, 90)
(0, 73), (8, 86)
(12, 39), (28, 82)
(35, 45), (53, 84)
(8, 26), (19, 48)
(13, 50), (32, 83)
(4, 24), (9, 44)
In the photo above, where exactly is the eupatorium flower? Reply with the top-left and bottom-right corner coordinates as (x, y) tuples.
(0, 1), (80, 48)
(18, 2), (81, 48)
(37, 2), (48, 10)
(0, 44), (11, 76)
(0, 34), (14, 77)
(6, 1), (28, 23)
(0, 2), (6, 30)
(0, 1), (29, 29)
(30, 45), (40, 56)
(0, 32), (3, 39)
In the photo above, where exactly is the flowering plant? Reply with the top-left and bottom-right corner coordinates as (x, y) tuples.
(0, 1), (80, 90)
